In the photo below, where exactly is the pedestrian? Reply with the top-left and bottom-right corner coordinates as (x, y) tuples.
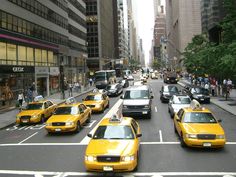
(204, 82), (210, 93)
(18, 91), (24, 110)
(26, 88), (33, 103)
(89, 78), (93, 87)
(69, 83), (73, 97)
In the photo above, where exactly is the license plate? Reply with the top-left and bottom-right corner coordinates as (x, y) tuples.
(22, 120), (28, 123)
(55, 128), (61, 132)
(103, 166), (113, 172)
(200, 98), (204, 101)
(203, 143), (211, 147)
(142, 111), (148, 114)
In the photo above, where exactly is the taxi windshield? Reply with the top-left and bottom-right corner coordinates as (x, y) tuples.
(183, 112), (217, 123)
(85, 95), (102, 101)
(93, 125), (135, 139)
(124, 90), (149, 99)
(54, 107), (78, 115)
(26, 103), (43, 110)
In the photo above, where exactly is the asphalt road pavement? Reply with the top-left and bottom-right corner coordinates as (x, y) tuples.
(0, 76), (236, 177)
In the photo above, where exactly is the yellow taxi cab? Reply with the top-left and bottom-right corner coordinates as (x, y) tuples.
(174, 100), (226, 148)
(84, 114), (142, 172)
(16, 97), (57, 124)
(45, 99), (91, 133)
(82, 91), (109, 113)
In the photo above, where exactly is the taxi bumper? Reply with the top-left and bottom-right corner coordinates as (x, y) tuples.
(185, 138), (226, 148)
(45, 125), (77, 132)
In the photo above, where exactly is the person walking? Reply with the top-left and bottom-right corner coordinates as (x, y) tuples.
(18, 91), (24, 110)
(89, 78), (93, 87)
(69, 83), (73, 97)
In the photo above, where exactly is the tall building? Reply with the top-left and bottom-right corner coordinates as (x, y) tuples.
(0, 0), (87, 110)
(85, 0), (117, 72)
(201, 0), (225, 43)
(166, 0), (202, 70)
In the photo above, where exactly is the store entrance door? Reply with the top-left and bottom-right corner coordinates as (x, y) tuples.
(37, 77), (47, 97)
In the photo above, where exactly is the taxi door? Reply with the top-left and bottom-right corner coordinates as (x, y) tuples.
(103, 94), (108, 107)
(78, 105), (86, 124)
(174, 109), (185, 135)
(43, 102), (50, 118)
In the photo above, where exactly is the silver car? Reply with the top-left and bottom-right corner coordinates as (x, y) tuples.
(168, 95), (191, 118)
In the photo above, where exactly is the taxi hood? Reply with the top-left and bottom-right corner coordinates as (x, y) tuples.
(83, 100), (103, 105)
(47, 115), (76, 123)
(183, 123), (225, 134)
(18, 110), (42, 116)
(86, 140), (135, 156)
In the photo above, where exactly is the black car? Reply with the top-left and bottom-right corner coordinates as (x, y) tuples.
(118, 79), (129, 88)
(160, 85), (179, 103)
(106, 83), (123, 97)
(121, 85), (153, 119)
(183, 86), (210, 103)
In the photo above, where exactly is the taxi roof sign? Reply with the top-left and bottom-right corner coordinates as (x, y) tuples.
(109, 113), (123, 123)
(65, 97), (76, 104)
(34, 95), (44, 102)
(190, 99), (204, 110)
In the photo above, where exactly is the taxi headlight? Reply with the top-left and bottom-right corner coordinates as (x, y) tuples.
(186, 134), (197, 139)
(66, 122), (74, 126)
(216, 135), (225, 139)
(96, 104), (101, 108)
(167, 78), (169, 80)
(32, 115), (39, 119)
(121, 155), (135, 162)
(46, 123), (52, 126)
(16, 115), (21, 119)
(85, 155), (97, 162)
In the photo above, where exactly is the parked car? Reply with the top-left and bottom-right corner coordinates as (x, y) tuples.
(168, 95), (191, 118)
(182, 85), (210, 103)
(160, 85), (179, 103)
(121, 85), (153, 119)
(106, 83), (123, 96)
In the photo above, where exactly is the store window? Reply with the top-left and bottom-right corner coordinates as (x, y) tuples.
(7, 14), (13, 30)
(48, 51), (53, 65)
(7, 44), (16, 65)
(0, 42), (6, 60)
(35, 48), (42, 65)
(18, 46), (27, 61)
(1, 11), (7, 28)
(27, 47), (34, 65)
(42, 50), (47, 65)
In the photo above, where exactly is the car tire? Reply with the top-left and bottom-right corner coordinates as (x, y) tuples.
(86, 114), (91, 123)
(180, 133), (186, 148)
(174, 124), (177, 133)
(107, 102), (110, 108)
(133, 151), (139, 172)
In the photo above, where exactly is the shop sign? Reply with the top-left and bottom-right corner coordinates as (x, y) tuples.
(35, 67), (49, 75)
(50, 67), (59, 76)
(0, 65), (34, 73)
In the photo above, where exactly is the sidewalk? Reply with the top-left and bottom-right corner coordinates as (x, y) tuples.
(0, 86), (95, 130)
(178, 78), (236, 116)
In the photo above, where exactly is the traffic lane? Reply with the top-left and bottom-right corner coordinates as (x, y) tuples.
(0, 144), (236, 173)
(0, 95), (120, 144)
(137, 80), (179, 143)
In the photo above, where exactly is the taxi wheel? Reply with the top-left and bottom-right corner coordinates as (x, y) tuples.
(86, 114), (91, 123)
(180, 133), (186, 147)
(107, 102), (110, 108)
(174, 124), (177, 133)
(101, 106), (104, 113)
(133, 151), (139, 171)
(76, 121), (81, 133)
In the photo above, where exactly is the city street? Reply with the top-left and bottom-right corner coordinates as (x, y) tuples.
(0, 75), (236, 177)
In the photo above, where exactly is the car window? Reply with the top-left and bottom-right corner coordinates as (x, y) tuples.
(26, 103), (43, 110)
(93, 125), (135, 139)
(85, 95), (102, 101)
(54, 106), (78, 115)
(78, 105), (84, 113)
(183, 112), (217, 123)
(80, 104), (87, 110)
(177, 109), (184, 120)
(174, 97), (191, 104)
(124, 90), (149, 99)
(47, 101), (53, 107)
(131, 120), (138, 134)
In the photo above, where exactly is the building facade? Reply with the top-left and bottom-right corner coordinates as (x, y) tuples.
(166, 0), (202, 71)
(85, 0), (117, 72)
(0, 0), (87, 110)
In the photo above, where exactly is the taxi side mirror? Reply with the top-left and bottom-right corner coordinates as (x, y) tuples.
(87, 133), (92, 138)
(176, 117), (181, 122)
(137, 133), (142, 138)
(218, 119), (222, 123)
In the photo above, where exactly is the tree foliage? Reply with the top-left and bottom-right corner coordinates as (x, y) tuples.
(183, 0), (236, 80)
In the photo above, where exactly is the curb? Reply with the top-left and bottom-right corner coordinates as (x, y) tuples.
(0, 88), (94, 130)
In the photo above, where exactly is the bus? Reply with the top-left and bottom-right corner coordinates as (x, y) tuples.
(94, 70), (116, 89)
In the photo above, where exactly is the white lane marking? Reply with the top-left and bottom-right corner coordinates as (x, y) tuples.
(155, 106), (157, 112)
(80, 99), (123, 145)
(159, 130), (163, 142)
(83, 120), (96, 128)
(0, 170), (236, 176)
(1, 141), (236, 147)
(18, 132), (38, 144)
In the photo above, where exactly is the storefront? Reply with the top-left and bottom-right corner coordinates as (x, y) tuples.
(35, 67), (49, 97)
(49, 67), (60, 94)
(0, 65), (34, 109)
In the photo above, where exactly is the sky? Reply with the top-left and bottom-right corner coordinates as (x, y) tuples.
(134, 0), (165, 65)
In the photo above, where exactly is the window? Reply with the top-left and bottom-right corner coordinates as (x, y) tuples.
(27, 47), (34, 62)
(42, 50), (47, 63)
(0, 42), (6, 59)
(7, 44), (16, 61)
(35, 49), (42, 64)
(7, 14), (13, 30)
(18, 46), (26, 61)
(48, 51), (53, 64)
